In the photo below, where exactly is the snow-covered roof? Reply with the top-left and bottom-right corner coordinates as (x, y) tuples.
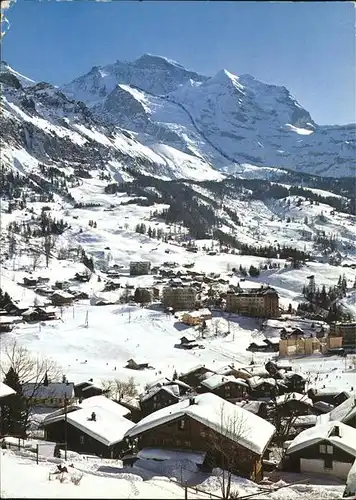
(0, 382), (16, 399)
(180, 334), (196, 343)
(237, 400), (265, 415)
(318, 392), (356, 425)
(125, 393), (275, 456)
(201, 374), (248, 390)
(312, 387), (350, 397)
(293, 415), (318, 427)
(140, 384), (180, 403)
(287, 421), (356, 457)
(0, 316), (21, 324)
(22, 382), (75, 399)
(248, 376), (276, 389)
(275, 393), (313, 407)
(79, 395), (131, 417)
(137, 448), (206, 464)
(183, 308), (211, 318)
(52, 291), (74, 299)
(67, 405), (135, 447)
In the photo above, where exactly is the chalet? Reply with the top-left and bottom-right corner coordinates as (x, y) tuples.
(200, 374), (248, 402)
(179, 334), (197, 347)
(22, 382), (76, 408)
(284, 372), (307, 393)
(125, 359), (150, 371)
(75, 381), (104, 400)
(285, 421), (356, 480)
(51, 291), (74, 306)
(263, 337), (280, 352)
(124, 393), (276, 482)
(247, 376), (284, 399)
(247, 340), (268, 352)
(308, 388), (350, 407)
(21, 306), (57, 323)
(5, 301), (29, 315)
(140, 384), (181, 416)
(74, 272), (91, 282)
(316, 393), (356, 429)
(179, 365), (214, 388)
(42, 397), (134, 458)
(23, 276), (38, 287)
(275, 393), (314, 417)
(181, 308), (212, 326)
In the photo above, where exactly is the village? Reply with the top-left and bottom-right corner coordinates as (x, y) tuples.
(0, 255), (356, 498)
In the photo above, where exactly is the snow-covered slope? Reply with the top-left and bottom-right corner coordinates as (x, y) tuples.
(61, 54), (355, 178)
(0, 63), (221, 182)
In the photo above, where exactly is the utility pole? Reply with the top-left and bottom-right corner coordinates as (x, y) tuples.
(64, 397), (68, 461)
(84, 310), (89, 328)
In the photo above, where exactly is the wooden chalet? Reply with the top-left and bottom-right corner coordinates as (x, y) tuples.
(124, 393), (275, 482)
(51, 291), (74, 306)
(42, 397), (134, 459)
(140, 384), (181, 416)
(316, 393), (356, 429)
(284, 372), (307, 393)
(308, 388), (350, 407)
(0, 316), (21, 332)
(22, 306), (57, 323)
(75, 381), (104, 400)
(125, 359), (150, 371)
(200, 374), (248, 402)
(247, 376), (285, 399)
(23, 276), (38, 287)
(179, 365), (214, 388)
(274, 393), (314, 418)
(284, 422), (356, 480)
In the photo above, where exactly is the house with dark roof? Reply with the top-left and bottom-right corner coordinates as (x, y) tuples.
(199, 374), (248, 402)
(140, 384), (181, 416)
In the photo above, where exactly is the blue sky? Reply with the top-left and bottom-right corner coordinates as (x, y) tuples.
(2, 1), (355, 125)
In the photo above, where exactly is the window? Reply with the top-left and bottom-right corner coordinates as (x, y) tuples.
(326, 445), (333, 455)
(178, 419), (186, 431)
(200, 430), (207, 438)
(176, 439), (181, 446)
(319, 444), (326, 454)
(80, 435), (85, 445)
(184, 441), (191, 447)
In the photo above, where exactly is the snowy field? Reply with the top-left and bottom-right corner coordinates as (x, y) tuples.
(1, 448), (346, 499)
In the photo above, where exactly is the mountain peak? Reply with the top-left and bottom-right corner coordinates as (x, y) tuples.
(205, 68), (245, 92)
(132, 53), (186, 71)
(0, 61), (36, 87)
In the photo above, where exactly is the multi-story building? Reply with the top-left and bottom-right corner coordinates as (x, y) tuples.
(129, 261), (151, 276)
(162, 286), (196, 311)
(225, 287), (279, 318)
(329, 322), (356, 348)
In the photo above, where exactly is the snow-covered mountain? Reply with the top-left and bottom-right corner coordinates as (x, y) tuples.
(62, 54), (355, 178)
(0, 54), (355, 184)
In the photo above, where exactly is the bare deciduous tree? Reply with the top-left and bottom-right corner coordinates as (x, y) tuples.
(101, 376), (138, 402)
(205, 403), (249, 500)
(0, 341), (62, 431)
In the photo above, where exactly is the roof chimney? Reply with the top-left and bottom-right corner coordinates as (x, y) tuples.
(189, 396), (195, 406)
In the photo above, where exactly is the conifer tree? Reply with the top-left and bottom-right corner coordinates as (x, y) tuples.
(1, 367), (27, 437)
